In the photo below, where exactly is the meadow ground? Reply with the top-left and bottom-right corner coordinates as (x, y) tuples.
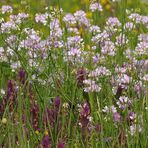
(0, 0), (148, 147)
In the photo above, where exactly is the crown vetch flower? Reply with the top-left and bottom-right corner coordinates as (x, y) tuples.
(90, 2), (103, 12)
(1, 5), (13, 14)
(113, 112), (121, 122)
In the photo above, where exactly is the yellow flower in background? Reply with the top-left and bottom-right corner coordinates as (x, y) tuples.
(105, 4), (111, 11)
(100, 0), (108, 5)
(100, 0), (112, 11)
(86, 45), (91, 50)
(44, 130), (49, 135)
(2, 118), (7, 124)
(35, 130), (39, 135)
(86, 12), (92, 18)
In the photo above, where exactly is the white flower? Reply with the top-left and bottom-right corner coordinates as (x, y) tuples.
(102, 106), (109, 113)
(142, 74), (148, 81)
(0, 89), (5, 95)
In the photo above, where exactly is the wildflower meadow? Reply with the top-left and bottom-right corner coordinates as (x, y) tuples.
(0, 0), (148, 147)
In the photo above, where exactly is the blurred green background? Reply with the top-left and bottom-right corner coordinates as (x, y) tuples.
(0, 0), (90, 13)
(0, 0), (148, 14)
